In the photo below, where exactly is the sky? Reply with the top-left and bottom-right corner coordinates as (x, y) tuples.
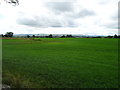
(0, 0), (119, 35)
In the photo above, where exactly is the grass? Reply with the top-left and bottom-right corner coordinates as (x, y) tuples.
(2, 38), (118, 88)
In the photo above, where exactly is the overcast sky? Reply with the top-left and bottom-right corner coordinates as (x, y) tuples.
(0, 0), (119, 35)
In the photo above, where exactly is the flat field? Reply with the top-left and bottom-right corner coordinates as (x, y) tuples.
(2, 38), (118, 88)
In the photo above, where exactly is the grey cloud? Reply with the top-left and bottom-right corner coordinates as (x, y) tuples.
(77, 9), (95, 18)
(17, 1), (95, 28)
(107, 23), (118, 29)
(65, 18), (77, 27)
(98, 1), (108, 5)
(17, 14), (77, 28)
(98, 0), (114, 5)
(97, 13), (118, 29)
(17, 16), (62, 28)
(18, 18), (40, 27)
(17, 16), (45, 27)
(111, 11), (118, 21)
(101, 22), (118, 29)
(112, 15), (118, 20)
(107, 13), (118, 29)
(45, 2), (74, 14)
(65, 9), (95, 19)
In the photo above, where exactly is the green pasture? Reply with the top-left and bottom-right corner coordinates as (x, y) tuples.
(2, 38), (118, 88)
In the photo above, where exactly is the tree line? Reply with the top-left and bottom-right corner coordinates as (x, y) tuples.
(1, 32), (14, 37)
(26, 34), (73, 38)
(0, 32), (120, 38)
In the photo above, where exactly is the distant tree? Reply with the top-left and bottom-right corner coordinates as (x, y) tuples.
(98, 36), (102, 38)
(4, 32), (14, 37)
(118, 35), (120, 38)
(66, 35), (73, 38)
(92, 36), (101, 38)
(32, 35), (35, 38)
(48, 34), (53, 38)
(27, 35), (30, 38)
(2, 34), (4, 37)
(113, 34), (118, 38)
(0, 34), (4, 37)
(61, 35), (65, 38)
(107, 35), (113, 38)
(86, 36), (90, 38)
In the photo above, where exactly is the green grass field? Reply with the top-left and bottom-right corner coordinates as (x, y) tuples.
(2, 38), (118, 88)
